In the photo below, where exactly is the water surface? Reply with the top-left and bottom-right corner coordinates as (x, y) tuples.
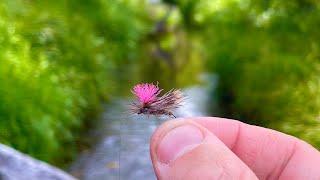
(70, 74), (217, 180)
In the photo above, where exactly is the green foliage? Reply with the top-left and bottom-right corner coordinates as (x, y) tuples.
(2, 0), (320, 168)
(0, 0), (148, 166)
(203, 0), (320, 148)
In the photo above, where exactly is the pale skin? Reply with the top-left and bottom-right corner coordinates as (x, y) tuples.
(150, 117), (320, 180)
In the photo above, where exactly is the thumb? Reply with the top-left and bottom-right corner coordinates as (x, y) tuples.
(150, 119), (258, 180)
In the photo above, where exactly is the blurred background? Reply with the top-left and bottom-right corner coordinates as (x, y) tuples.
(0, 0), (320, 178)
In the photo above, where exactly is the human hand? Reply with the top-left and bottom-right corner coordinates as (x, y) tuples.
(150, 117), (320, 179)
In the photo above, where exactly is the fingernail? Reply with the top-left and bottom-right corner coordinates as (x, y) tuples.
(157, 125), (204, 164)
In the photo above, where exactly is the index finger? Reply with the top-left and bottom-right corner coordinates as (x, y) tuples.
(193, 117), (320, 180)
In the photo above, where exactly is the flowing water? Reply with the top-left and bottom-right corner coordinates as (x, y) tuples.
(70, 74), (218, 180)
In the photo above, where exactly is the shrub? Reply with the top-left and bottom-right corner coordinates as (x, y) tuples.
(0, 0), (148, 166)
(203, 0), (320, 149)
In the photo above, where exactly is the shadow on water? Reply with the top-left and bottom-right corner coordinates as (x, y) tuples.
(69, 73), (218, 180)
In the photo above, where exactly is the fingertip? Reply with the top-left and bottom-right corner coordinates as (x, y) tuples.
(150, 118), (257, 179)
(150, 118), (203, 165)
(150, 118), (204, 178)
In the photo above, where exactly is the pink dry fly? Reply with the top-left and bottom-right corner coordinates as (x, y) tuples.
(130, 83), (184, 118)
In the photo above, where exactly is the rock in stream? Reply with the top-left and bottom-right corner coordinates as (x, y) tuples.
(0, 144), (76, 180)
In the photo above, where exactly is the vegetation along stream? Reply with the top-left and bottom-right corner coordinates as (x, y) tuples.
(1, 0), (320, 179)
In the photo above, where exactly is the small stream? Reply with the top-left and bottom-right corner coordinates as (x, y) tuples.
(70, 74), (218, 180)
